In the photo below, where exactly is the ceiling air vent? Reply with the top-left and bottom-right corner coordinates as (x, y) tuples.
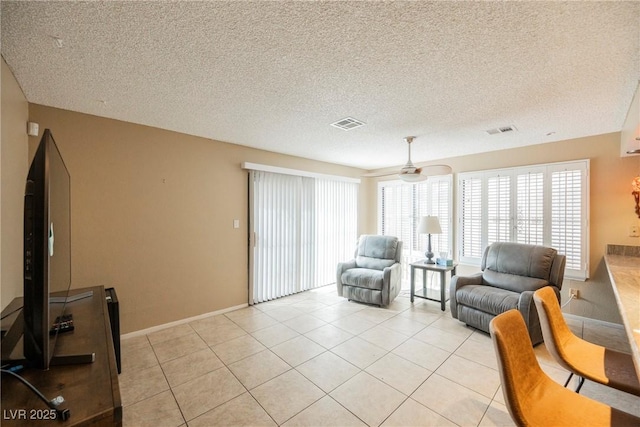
(330, 117), (365, 131)
(486, 125), (517, 135)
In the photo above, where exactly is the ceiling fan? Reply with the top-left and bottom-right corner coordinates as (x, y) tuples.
(364, 136), (452, 182)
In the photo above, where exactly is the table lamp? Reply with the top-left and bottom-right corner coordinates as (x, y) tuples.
(418, 216), (442, 264)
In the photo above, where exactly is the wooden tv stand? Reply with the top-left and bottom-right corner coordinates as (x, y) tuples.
(1, 286), (122, 426)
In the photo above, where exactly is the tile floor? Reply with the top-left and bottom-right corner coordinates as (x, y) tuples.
(120, 286), (640, 426)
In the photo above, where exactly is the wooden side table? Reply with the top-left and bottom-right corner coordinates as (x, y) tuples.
(1, 286), (122, 426)
(410, 261), (458, 311)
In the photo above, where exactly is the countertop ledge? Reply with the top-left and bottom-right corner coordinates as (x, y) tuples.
(603, 244), (640, 379)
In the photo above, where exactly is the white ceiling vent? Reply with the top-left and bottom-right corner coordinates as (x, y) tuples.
(330, 117), (365, 131)
(486, 125), (517, 135)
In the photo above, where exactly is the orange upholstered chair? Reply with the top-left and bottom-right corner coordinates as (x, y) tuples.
(533, 286), (640, 396)
(489, 309), (640, 426)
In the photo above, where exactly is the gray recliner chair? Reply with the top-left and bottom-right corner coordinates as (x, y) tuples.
(336, 235), (403, 307)
(450, 242), (565, 345)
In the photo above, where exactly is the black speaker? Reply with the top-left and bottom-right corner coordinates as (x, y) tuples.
(105, 287), (121, 374)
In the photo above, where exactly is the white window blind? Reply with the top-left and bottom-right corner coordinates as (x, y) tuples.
(315, 179), (359, 287)
(249, 170), (358, 304)
(460, 176), (482, 262)
(457, 160), (589, 280)
(380, 183), (413, 251)
(550, 165), (587, 279)
(419, 178), (452, 258)
(378, 176), (453, 287)
(516, 171), (544, 245)
(487, 174), (511, 246)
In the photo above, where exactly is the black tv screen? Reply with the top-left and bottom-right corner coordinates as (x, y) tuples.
(22, 129), (72, 369)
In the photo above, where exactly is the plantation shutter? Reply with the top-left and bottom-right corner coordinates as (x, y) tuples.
(515, 171), (544, 245)
(487, 174), (511, 245)
(379, 176), (452, 287)
(550, 164), (588, 280)
(423, 178), (452, 258)
(380, 183), (413, 247)
(457, 160), (589, 280)
(460, 176), (483, 262)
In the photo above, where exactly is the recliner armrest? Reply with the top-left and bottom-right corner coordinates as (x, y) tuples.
(449, 273), (483, 318)
(336, 260), (357, 296)
(381, 262), (402, 305)
(517, 286), (560, 345)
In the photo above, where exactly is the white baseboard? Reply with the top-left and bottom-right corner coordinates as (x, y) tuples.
(121, 303), (249, 340)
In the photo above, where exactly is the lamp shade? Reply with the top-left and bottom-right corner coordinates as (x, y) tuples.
(418, 215), (442, 234)
(632, 175), (640, 193)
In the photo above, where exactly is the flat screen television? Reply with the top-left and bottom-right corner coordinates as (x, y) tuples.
(1, 129), (72, 370)
(23, 129), (72, 369)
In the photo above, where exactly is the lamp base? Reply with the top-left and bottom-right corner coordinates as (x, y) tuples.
(424, 233), (435, 264)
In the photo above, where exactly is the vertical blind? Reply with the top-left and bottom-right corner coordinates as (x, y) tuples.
(249, 169), (358, 304)
(457, 160), (589, 280)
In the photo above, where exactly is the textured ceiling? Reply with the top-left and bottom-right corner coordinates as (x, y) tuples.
(2, 1), (639, 170)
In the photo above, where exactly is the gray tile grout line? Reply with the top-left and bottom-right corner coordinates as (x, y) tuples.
(122, 291), (626, 427)
(123, 302), (450, 421)
(246, 301), (476, 425)
(209, 300), (431, 425)
(227, 308), (371, 425)
(145, 333), (188, 426)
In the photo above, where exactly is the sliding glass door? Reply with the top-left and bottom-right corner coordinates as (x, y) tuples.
(248, 169), (358, 304)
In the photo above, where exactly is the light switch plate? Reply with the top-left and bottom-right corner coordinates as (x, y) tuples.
(233, 219), (240, 229)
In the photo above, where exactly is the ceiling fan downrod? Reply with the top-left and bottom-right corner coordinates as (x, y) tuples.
(404, 136), (415, 168)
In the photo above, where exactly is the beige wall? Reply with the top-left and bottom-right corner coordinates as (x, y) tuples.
(368, 133), (640, 323)
(27, 104), (369, 333)
(1, 58), (29, 310)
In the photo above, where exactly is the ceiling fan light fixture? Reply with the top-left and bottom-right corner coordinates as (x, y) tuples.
(399, 171), (427, 182)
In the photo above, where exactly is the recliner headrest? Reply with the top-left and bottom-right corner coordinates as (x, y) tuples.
(482, 242), (557, 280)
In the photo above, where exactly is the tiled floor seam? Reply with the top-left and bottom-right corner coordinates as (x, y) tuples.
(223, 362), (280, 426)
(121, 288), (638, 426)
(153, 345), (189, 426)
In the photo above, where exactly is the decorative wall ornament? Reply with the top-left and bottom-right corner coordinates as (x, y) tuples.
(632, 175), (640, 218)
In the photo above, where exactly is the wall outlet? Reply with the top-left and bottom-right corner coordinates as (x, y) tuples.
(569, 288), (579, 299)
(630, 225), (640, 237)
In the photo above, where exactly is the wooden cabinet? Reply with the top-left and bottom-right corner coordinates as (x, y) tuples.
(1, 286), (122, 426)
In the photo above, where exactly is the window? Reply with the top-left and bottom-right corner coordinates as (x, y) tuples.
(378, 175), (453, 286)
(457, 160), (589, 280)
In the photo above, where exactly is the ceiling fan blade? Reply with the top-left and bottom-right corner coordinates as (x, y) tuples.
(419, 164), (452, 176)
(362, 137), (452, 179)
(362, 164), (452, 178)
(361, 170), (397, 178)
